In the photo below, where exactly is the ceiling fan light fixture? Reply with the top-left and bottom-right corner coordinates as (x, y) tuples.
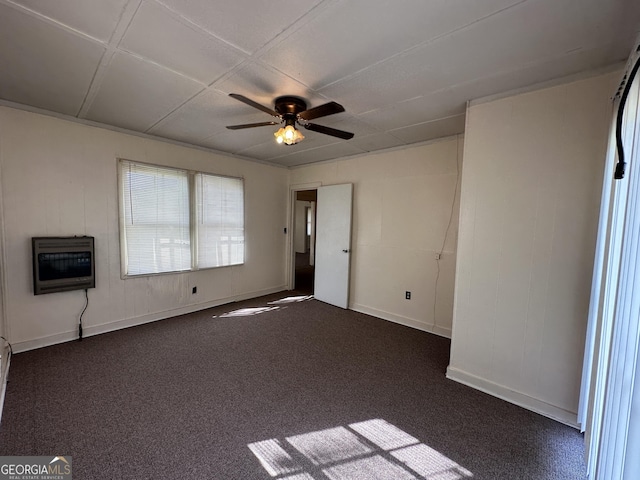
(274, 124), (304, 145)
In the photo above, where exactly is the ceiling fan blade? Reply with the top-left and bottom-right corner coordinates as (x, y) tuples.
(226, 121), (279, 130)
(298, 101), (345, 121)
(304, 123), (354, 140)
(229, 93), (279, 117)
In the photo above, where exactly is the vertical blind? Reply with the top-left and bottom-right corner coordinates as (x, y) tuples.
(597, 70), (640, 480)
(119, 160), (244, 276)
(580, 45), (640, 480)
(580, 112), (632, 473)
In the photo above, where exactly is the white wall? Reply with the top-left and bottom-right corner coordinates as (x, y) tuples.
(290, 137), (462, 337)
(0, 107), (289, 352)
(447, 71), (618, 425)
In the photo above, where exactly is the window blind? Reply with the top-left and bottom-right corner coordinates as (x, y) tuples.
(195, 173), (244, 268)
(121, 161), (191, 275)
(119, 160), (244, 277)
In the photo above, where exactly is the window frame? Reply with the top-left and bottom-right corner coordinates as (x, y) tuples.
(117, 158), (245, 279)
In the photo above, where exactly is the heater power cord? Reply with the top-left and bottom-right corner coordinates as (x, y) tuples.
(434, 137), (461, 323)
(78, 288), (88, 341)
(615, 48), (640, 180)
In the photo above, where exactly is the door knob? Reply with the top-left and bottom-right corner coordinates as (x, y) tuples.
(342, 249), (350, 253)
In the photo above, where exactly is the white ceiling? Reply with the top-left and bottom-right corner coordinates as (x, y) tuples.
(0, 0), (638, 167)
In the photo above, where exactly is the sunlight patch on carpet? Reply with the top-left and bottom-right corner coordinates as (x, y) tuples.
(323, 455), (416, 480)
(248, 418), (473, 479)
(349, 418), (419, 451)
(392, 444), (473, 479)
(269, 295), (314, 305)
(286, 427), (372, 466)
(213, 295), (313, 318)
(247, 439), (302, 477)
(215, 306), (280, 318)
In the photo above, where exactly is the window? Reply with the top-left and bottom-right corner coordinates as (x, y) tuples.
(119, 160), (244, 276)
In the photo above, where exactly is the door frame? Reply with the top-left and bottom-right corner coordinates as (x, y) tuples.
(287, 182), (321, 290)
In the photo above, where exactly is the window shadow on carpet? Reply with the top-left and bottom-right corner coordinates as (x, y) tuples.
(249, 418), (473, 479)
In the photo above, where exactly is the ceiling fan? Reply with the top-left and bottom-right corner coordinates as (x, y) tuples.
(226, 94), (354, 145)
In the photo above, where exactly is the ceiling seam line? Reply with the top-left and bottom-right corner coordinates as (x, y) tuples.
(0, 0), (107, 45)
(77, 0), (143, 118)
(317, 0), (530, 91)
(143, 87), (209, 133)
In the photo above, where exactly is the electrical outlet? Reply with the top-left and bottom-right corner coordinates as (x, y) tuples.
(192, 286), (197, 294)
(435, 253), (441, 260)
(405, 291), (411, 300)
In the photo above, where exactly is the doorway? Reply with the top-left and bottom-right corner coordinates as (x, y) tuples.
(289, 183), (353, 308)
(294, 189), (317, 294)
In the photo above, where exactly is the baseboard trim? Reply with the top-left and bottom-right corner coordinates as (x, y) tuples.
(446, 366), (579, 428)
(351, 303), (452, 338)
(12, 285), (287, 353)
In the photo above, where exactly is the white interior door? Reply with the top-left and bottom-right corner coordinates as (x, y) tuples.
(314, 183), (353, 308)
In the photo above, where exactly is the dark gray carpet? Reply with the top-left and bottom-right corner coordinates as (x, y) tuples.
(0, 292), (587, 479)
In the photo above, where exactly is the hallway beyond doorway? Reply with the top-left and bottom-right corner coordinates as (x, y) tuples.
(295, 251), (314, 294)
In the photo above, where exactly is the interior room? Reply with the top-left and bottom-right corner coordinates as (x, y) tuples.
(0, 1), (639, 479)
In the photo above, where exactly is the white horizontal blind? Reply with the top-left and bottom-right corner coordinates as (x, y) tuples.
(121, 161), (191, 275)
(195, 173), (244, 268)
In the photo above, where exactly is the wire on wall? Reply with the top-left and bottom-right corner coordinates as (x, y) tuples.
(433, 137), (462, 325)
(614, 45), (640, 180)
(78, 288), (89, 341)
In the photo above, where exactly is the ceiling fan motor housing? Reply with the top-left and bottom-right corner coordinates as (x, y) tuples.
(274, 96), (307, 117)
